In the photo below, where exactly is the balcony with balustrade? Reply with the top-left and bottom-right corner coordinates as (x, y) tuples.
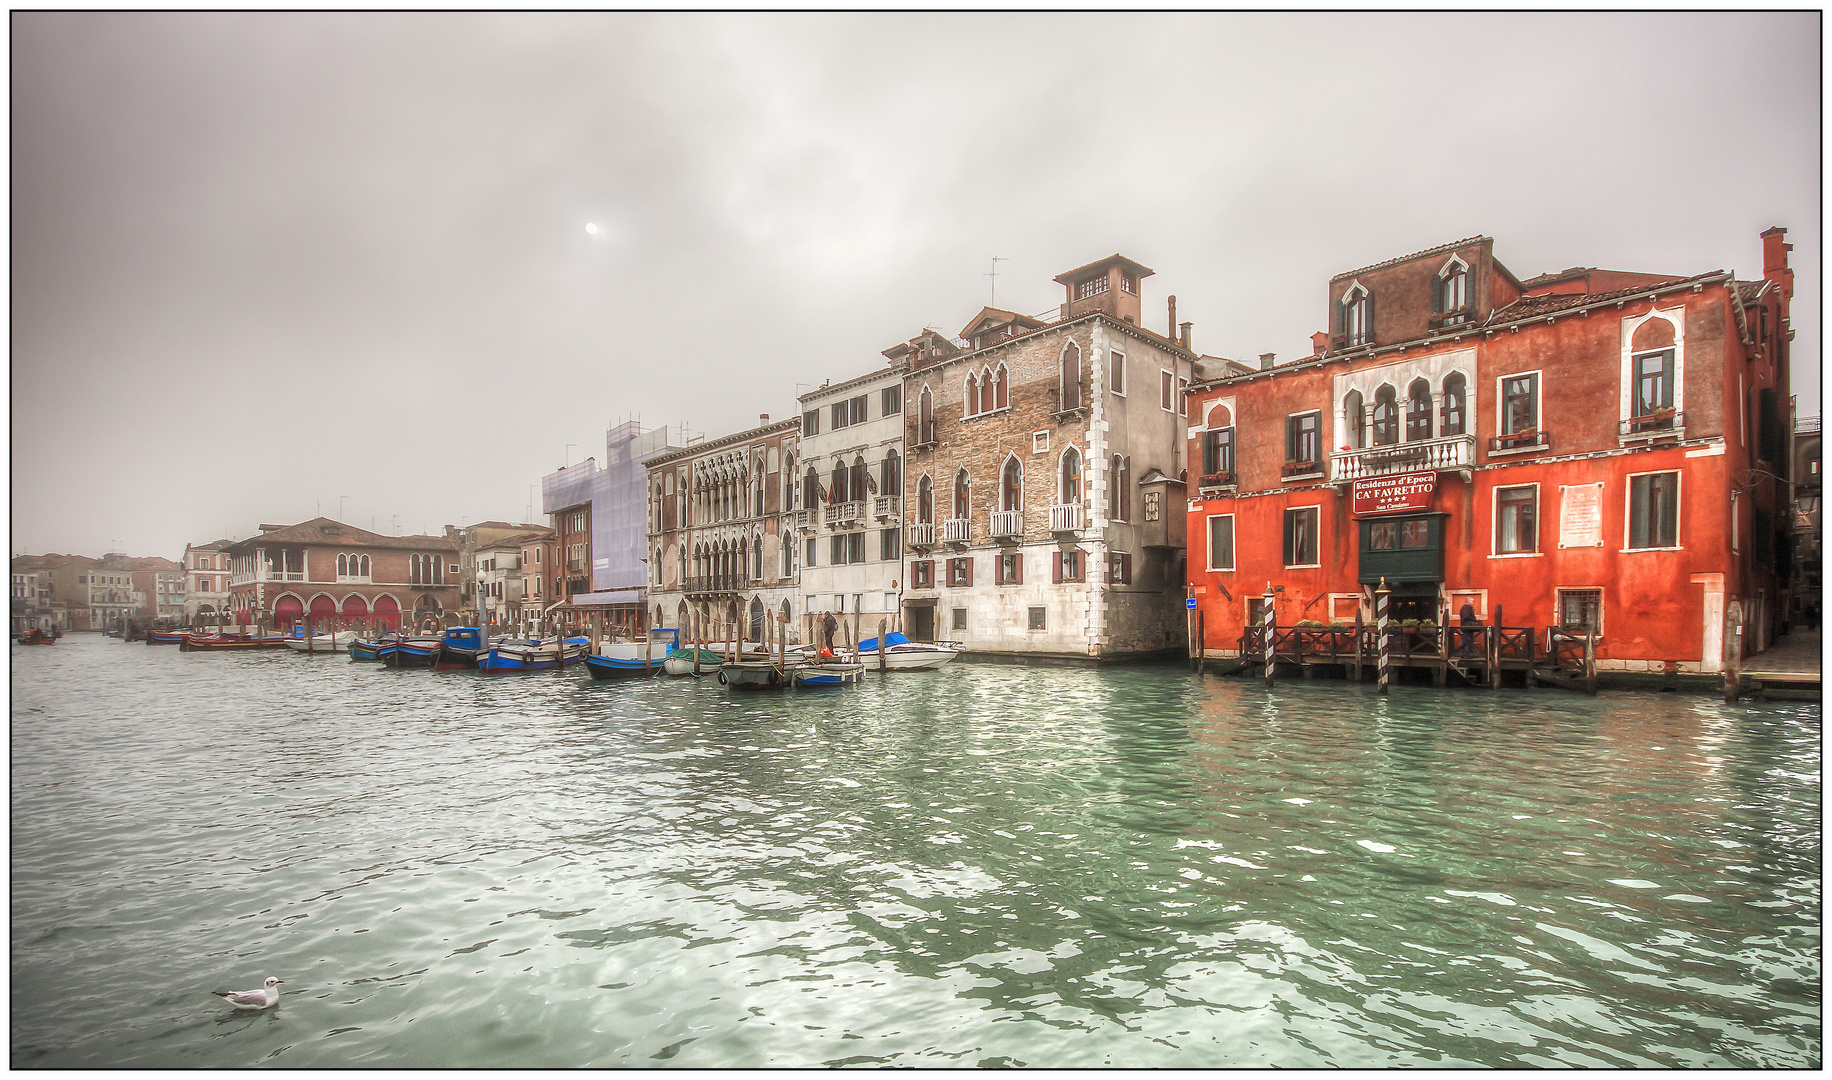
(907, 522), (935, 549)
(826, 501), (864, 528)
(1049, 503), (1086, 534)
(795, 508), (820, 532)
(873, 495), (901, 521)
(989, 510), (1022, 540)
(1330, 433), (1477, 482)
(941, 517), (971, 545)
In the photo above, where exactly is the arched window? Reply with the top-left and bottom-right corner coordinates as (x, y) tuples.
(830, 461), (848, 504)
(918, 475), (934, 523)
(979, 368), (995, 414)
(1060, 446), (1083, 504)
(1441, 372), (1467, 436)
(337, 553), (348, 577)
(1371, 384), (1398, 445)
(1406, 378), (1433, 442)
(953, 469), (971, 520)
(782, 532), (794, 577)
(655, 548), (663, 586)
(850, 456), (868, 502)
(1060, 341), (1083, 411)
(1344, 389), (1365, 449)
(753, 535), (764, 580)
(1000, 456), (1022, 511)
(918, 386), (934, 443)
(1111, 453), (1131, 521)
(994, 364), (1009, 410)
(1341, 283), (1370, 347)
(1436, 257), (1469, 320)
(882, 449), (900, 499)
(964, 373), (980, 418)
(782, 453), (795, 510)
(804, 466), (820, 510)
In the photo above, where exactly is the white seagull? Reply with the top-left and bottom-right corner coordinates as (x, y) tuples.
(216, 976), (284, 1010)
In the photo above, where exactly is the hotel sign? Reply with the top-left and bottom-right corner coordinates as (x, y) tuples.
(1353, 471), (1437, 515)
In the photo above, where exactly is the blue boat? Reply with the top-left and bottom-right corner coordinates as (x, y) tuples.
(792, 661), (865, 687)
(349, 635), (396, 662)
(433, 627), (486, 670)
(583, 628), (681, 681)
(477, 636), (589, 674)
(387, 635), (443, 668)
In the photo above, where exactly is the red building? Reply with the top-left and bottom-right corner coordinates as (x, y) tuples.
(1185, 228), (1796, 676)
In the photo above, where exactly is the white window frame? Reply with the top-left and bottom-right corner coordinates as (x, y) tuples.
(1160, 369), (1175, 412)
(1205, 513), (1236, 571)
(1618, 306), (1685, 432)
(1494, 368), (1544, 438)
(1555, 587), (1605, 637)
(1282, 504), (1322, 569)
(1622, 469), (1684, 552)
(1491, 482), (1541, 558)
(1032, 431), (1049, 455)
(1108, 349), (1126, 397)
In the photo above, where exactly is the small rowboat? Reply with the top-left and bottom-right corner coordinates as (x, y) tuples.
(15, 628), (58, 645)
(792, 660), (865, 687)
(146, 629), (185, 645)
(662, 646), (728, 676)
(284, 630), (358, 653)
(179, 633), (290, 651)
(386, 636), (442, 668)
(583, 628), (679, 680)
(477, 637), (589, 673)
(348, 637), (393, 662)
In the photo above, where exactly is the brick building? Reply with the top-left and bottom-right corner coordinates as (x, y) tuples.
(473, 527), (553, 632)
(224, 518), (462, 632)
(1185, 227), (1797, 674)
(1793, 413), (1820, 625)
(646, 416), (802, 646)
(794, 366), (907, 642)
(896, 255), (1225, 660)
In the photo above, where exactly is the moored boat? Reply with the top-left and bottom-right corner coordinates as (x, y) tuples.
(476, 636), (589, 673)
(791, 660), (866, 687)
(853, 633), (962, 671)
(348, 635), (396, 662)
(719, 659), (793, 690)
(179, 633), (291, 651)
(283, 630), (358, 653)
(584, 628), (680, 680)
(15, 627), (59, 645)
(432, 627), (486, 670)
(386, 635), (443, 668)
(145, 629), (186, 645)
(662, 645), (729, 676)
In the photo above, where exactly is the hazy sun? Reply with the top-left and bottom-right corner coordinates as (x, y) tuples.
(584, 222), (599, 236)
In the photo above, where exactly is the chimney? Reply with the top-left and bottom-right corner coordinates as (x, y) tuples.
(759, 413), (770, 424)
(1259, 352), (1276, 371)
(1179, 322), (1192, 351)
(1167, 295), (1177, 341)
(1311, 331), (1330, 356)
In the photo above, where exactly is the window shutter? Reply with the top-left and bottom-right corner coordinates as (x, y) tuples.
(1431, 273), (1443, 315)
(1014, 553), (1023, 585)
(963, 557), (973, 587)
(1052, 550), (1063, 584)
(1120, 553), (1132, 585)
(1364, 290), (1376, 342)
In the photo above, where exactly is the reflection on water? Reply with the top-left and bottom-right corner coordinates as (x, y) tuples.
(11, 635), (1820, 1067)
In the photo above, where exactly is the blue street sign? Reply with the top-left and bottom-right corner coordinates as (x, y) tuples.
(1186, 598), (1198, 609)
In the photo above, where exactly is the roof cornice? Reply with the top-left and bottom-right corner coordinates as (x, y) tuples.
(644, 418), (801, 467)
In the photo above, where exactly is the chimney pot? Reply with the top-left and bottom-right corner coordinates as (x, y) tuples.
(1259, 352), (1276, 370)
(1179, 321), (1192, 350)
(1167, 295), (1178, 341)
(759, 413), (769, 423)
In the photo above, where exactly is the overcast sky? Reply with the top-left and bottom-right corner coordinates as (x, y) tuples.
(12, 12), (1820, 558)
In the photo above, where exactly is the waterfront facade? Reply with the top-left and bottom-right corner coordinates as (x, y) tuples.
(645, 416), (802, 645)
(184, 541), (232, 624)
(794, 366), (906, 643)
(895, 255), (1217, 660)
(1793, 414), (1820, 626)
(1184, 228), (1798, 674)
(542, 421), (682, 638)
(475, 528), (553, 632)
(224, 518), (462, 631)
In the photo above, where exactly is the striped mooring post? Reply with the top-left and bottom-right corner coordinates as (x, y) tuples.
(1262, 585), (1276, 686)
(1376, 577), (1392, 695)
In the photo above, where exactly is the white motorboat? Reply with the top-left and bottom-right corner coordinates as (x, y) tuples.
(283, 630), (358, 653)
(850, 633), (962, 671)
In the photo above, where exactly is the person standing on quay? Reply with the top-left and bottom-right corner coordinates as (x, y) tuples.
(821, 611), (837, 655)
(1459, 599), (1479, 657)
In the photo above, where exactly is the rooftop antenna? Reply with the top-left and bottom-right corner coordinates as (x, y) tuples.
(339, 495), (349, 522)
(564, 444), (576, 467)
(986, 256), (1007, 305)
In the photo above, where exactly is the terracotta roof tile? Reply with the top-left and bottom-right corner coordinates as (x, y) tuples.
(1331, 237), (1488, 283)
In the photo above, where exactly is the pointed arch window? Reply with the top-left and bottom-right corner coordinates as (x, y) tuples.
(1060, 446), (1083, 504)
(953, 469), (971, 520)
(979, 368), (995, 415)
(1435, 257), (1470, 324)
(964, 372), (981, 418)
(918, 475), (934, 524)
(850, 456), (868, 502)
(830, 461), (849, 504)
(1344, 389), (1366, 449)
(1060, 341), (1082, 411)
(1405, 377), (1433, 442)
(1000, 457), (1022, 512)
(994, 364), (1009, 410)
(917, 386), (935, 444)
(1371, 384), (1399, 446)
(783, 453), (796, 510)
(337, 553), (348, 577)
(1341, 283), (1371, 347)
(1441, 373), (1467, 436)
(753, 534), (764, 580)
(804, 466), (820, 510)
(882, 449), (901, 498)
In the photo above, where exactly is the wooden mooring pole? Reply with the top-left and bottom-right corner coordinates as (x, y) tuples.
(1261, 585), (1276, 687)
(877, 618), (887, 673)
(1376, 578), (1391, 695)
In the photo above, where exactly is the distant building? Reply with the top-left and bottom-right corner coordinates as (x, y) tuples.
(542, 420), (681, 638)
(455, 521), (547, 623)
(1184, 227), (1797, 672)
(474, 527), (553, 632)
(224, 518), (462, 631)
(794, 365), (906, 643)
(184, 540), (233, 624)
(646, 416), (801, 645)
(1794, 413), (1821, 625)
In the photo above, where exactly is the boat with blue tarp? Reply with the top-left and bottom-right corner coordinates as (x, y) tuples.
(584, 628), (680, 680)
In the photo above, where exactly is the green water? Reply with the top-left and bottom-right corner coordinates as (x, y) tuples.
(10, 634), (1820, 1066)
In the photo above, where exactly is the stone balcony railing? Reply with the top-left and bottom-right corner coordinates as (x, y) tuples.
(941, 517), (972, 544)
(1049, 503), (1086, 533)
(826, 501), (864, 527)
(907, 522), (935, 549)
(873, 495), (902, 521)
(795, 508), (820, 531)
(1330, 433), (1476, 482)
(989, 510), (1022, 538)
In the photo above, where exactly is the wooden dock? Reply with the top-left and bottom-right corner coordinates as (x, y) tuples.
(1738, 631), (1821, 700)
(1205, 622), (1601, 694)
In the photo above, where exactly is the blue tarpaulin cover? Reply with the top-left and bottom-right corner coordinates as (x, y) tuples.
(857, 632), (910, 652)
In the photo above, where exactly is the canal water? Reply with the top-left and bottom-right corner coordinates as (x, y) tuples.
(11, 634), (1820, 1067)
